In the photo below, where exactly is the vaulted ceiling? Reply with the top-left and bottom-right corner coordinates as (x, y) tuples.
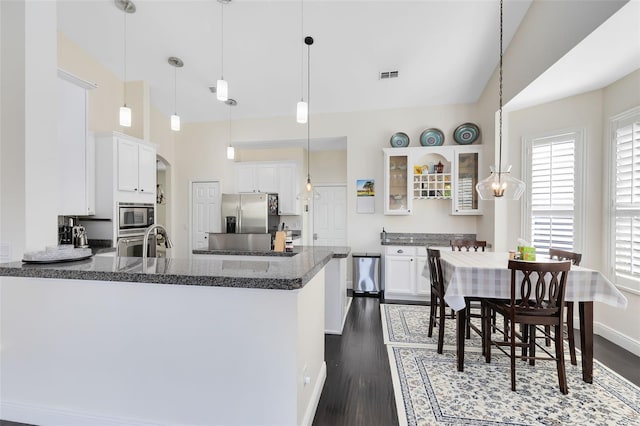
(57, 0), (532, 124)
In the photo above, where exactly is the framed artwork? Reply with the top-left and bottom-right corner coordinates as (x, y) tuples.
(356, 179), (375, 213)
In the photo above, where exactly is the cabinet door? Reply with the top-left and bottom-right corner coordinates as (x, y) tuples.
(452, 148), (482, 215)
(117, 138), (139, 192)
(384, 255), (415, 295)
(414, 255), (430, 296)
(137, 144), (157, 195)
(384, 149), (412, 215)
(235, 164), (257, 193)
(256, 165), (279, 193)
(277, 163), (299, 215)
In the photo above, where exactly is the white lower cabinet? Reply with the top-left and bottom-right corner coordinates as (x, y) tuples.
(383, 246), (429, 301)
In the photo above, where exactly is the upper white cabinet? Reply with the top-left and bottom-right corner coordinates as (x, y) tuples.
(383, 148), (412, 215)
(57, 69), (97, 216)
(383, 146), (482, 216)
(235, 163), (278, 193)
(117, 138), (156, 195)
(235, 161), (300, 215)
(94, 132), (157, 218)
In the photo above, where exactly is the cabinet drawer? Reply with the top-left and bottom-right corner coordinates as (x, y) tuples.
(384, 246), (416, 256)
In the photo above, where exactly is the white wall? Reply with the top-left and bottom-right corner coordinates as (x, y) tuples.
(173, 104), (481, 257)
(0, 2), (59, 259)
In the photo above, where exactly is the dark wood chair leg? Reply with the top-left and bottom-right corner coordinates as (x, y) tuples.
(465, 304), (471, 339)
(529, 325), (536, 366)
(428, 292), (435, 338)
(484, 303), (492, 363)
(566, 301), (577, 365)
(510, 317), (517, 391)
(555, 323), (568, 394)
(437, 296), (445, 354)
(522, 323), (529, 360)
(544, 325), (551, 346)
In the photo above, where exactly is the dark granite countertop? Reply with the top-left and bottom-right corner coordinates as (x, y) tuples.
(193, 245), (349, 258)
(0, 246), (351, 290)
(380, 232), (476, 247)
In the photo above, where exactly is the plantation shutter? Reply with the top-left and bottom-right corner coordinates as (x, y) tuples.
(613, 116), (640, 278)
(530, 136), (576, 254)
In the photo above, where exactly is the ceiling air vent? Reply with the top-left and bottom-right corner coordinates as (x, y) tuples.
(379, 70), (399, 80)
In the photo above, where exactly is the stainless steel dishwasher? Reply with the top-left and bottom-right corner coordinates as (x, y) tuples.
(352, 252), (382, 295)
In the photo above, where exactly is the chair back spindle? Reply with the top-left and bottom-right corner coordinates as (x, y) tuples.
(450, 239), (487, 252)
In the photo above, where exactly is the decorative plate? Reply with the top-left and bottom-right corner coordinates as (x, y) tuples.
(390, 132), (410, 148)
(454, 123), (480, 145)
(420, 128), (445, 146)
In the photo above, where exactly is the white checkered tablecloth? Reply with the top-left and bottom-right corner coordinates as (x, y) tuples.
(421, 251), (628, 312)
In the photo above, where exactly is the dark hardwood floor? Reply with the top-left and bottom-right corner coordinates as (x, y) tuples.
(2, 296), (638, 426)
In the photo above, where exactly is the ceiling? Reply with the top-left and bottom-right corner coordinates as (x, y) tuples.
(56, 0), (532, 124)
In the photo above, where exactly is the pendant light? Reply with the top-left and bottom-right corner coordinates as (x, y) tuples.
(168, 57), (183, 132)
(296, 0), (308, 123)
(226, 98), (237, 160)
(475, 0), (525, 200)
(304, 36), (314, 193)
(216, 0), (230, 102)
(115, 0), (135, 127)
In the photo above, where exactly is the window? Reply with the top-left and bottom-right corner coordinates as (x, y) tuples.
(610, 107), (640, 290)
(523, 130), (584, 255)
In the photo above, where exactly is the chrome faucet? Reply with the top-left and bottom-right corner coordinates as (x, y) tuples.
(142, 224), (174, 272)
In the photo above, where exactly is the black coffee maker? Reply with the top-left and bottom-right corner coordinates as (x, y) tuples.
(226, 216), (236, 233)
(58, 217), (74, 245)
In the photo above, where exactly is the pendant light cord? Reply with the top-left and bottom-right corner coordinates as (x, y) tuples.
(307, 41), (311, 180)
(497, 0), (503, 176)
(220, 1), (225, 80)
(300, 0), (304, 102)
(123, 7), (127, 106)
(174, 65), (177, 114)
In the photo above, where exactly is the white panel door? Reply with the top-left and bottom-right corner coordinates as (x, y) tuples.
(256, 165), (278, 193)
(192, 181), (221, 250)
(414, 255), (430, 296)
(313, 185), (347, 246)
(277, 164), (299, 215)
(384, 255), (414, 295)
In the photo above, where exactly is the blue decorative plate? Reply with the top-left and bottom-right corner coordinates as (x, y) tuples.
(454, 123), (480, 145)
(390, 132), (410, 148)
(420, 128), (444, 146)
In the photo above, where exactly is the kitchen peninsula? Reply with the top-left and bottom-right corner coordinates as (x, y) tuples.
(0, 246), (349, 426)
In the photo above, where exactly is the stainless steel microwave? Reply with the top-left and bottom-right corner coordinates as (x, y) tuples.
(118, 202), (154, 236)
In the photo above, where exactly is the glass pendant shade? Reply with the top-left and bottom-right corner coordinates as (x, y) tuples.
(297, 101), (308, 123)
(170, 114), (180, 131)
(119, 106), (132, 127)
(216, 79), (228, 101)
(475, 165), (525, 200)
(226, 145), (235, 160)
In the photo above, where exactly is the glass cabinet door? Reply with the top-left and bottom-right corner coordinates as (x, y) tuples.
(452, 148), (481, 215)
(384, 150), (412, 215)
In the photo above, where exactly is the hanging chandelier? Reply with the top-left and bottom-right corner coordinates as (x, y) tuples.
(475, 0), (525, 200)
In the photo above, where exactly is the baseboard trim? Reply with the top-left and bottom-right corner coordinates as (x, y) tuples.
(0, 401), (160, 426)
(594, 321), (640, 357)
(301, 361), (327, 426)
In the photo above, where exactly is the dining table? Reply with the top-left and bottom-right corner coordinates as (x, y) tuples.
(423, 250), (628, 383)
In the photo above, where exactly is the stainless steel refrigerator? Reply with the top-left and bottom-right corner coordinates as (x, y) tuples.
(221, 193), (279, 234)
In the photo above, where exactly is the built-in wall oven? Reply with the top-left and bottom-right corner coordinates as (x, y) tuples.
(116, 202), (156, 257)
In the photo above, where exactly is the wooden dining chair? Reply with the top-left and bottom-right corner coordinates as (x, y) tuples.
(548, 248), (582, 366)
(450, 239), (487, 252)
(427, 248), (453, 354)
(483, 259), (572, 394)
(449, 239), (491, 340)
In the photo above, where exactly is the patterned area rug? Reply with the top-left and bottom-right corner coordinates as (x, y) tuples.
(381, 303), (484, 351)
(382, 304), (640, 425)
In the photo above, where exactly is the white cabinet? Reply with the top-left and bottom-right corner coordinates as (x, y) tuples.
(277, 163), (299, 215)
(383, 146), (482, 216)
(383, 246), (429, 301)
(383, 149), (412, 215)
(117, 138), (156, 195)
(235, 161), (300, 215)
(235, 163), (278, 193)
(57, 69), (97, 216)
(452, 146), (482, 215)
